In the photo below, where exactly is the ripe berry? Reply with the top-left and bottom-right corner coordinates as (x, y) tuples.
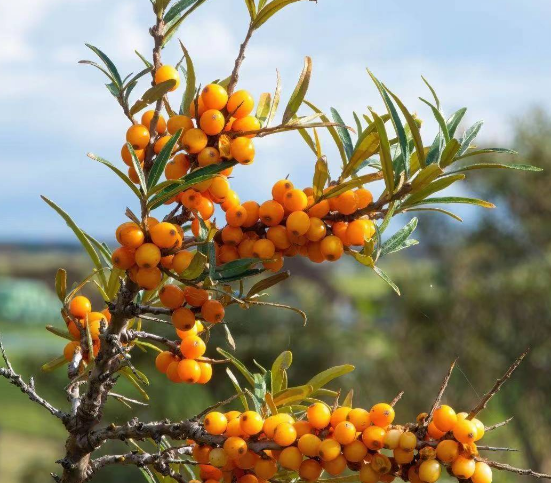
(126, 124), (150, 149)
(408, 465), (423, 483)
(393, 447), (415, 464)
(204, 411), (228, 435)
(308, 199), (330, 218)
(307, 402), (331, 429)
(221, 226), (243, 246)
(253, 239), (276, 259)
(453, 418), (477, 444)
(279, 446), (303, 471)
(172, 250), (194, 274)
(197, 197), (215, 219)
(237, 474), (258, 483)
(294, 420), (314, 437)
(184, 286), (209, 307)
(362, 426), (385, 450)
(219, 245), (239, 263)
(383, 428), (402, 449)
(472, 461), (492, 483)
(117, 222), (145, 248)
(356, 188), (373, 209)
(263, 413), (294, 438)
(166, 360), (182, 383)
(237, 238), (255, 258)
(136, 267), (162, 290)
(172, 308), (195, 332)
(319, 439), (341, 462)
(435, 439), (459, 463)
(472, 417), (485, 441)
(155, 65), (180, 91)
(240, 411), (264, 435)
(254, 458), (278, 480)
(332, 221), (351, 246)
(182, 128), (208, 154)
(451, 455), (476, 479)
(298, 459), (323, 482)
(273, 422), (297, 447)
(197, 147), (221, 168)
(343, 440), (368, 462)
(201, 300), (225, 323)
(264, 252), (284, 272)
(371, 453), (392, 474)
(323, 453), (347, 476)
(371, 403), (395, 427)
(202, 84), (228, 110)
(63, 341), (80, 362)
(155, 351), (175, 373)
(154, 135), (175, 155)
(398, 431), (417, 451)
(419, 459), (441, 483)
(197, 361), (212, 384)
(165, 154), (190, 181)
(433, 405), (457, 432)
(230, 137), (255, 164)
(135, 243), (161, 268)
(150, 222), (179, 249)
(306, 217), (327, 242)
(330, 406), (352, 428)
(284, 189), (308, 212)
(221, 190), (240, 211)
(180, 335), (206, 359)
(427, 421), (446, 439)
(346, 220), (369, 246)
(223, 436), (247, 459)
(232, 116), (261, 138)
(359, 463), (379, 483)
(227, 90), (254, 118)
(347, 408), (370, 432)
(200, 109), (226, 136)
(333, 421), (357, 445)
(259, 200), (285, 226)
(286, 211), (310, 236)
(320, 235), (344, 261)
(178, 358), (201, 383)
(167, 115), (194, 136)
(121, 144), (144, 166)
(298, 434), (322, 457)
(209, 176), (230, 200)
(335, 190), (358, 215)
(226, 204), (248, 227)
(272, 179), (294, 203)
(69, 296), (92, 319)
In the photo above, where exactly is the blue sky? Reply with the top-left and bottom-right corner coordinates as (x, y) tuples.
(1, 0), (550, 242)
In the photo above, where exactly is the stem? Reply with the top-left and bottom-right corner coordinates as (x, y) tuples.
(227, 23), (254, 96)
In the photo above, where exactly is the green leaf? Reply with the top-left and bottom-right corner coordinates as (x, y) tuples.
(271, 351), (293, 394)
(312, 156), (329, 201)
(342, 131), (380, 179)
(88, 153), (142, 199)
(246, 270), (290, 298)
(446, 163), (542, 174)
(123, 67), (153, 91)
(319, 173), (382, 202)
(273, 385), (313, 407)
(85, 44), (122, 87)
(163, 0), (208, 46)
(179, 41), (196, 116)
(214, 258), (263, 280)
(282, 56), (312, 124)
(217, 348), (255, 387)
(411, 164), (443, 191)
(244, 0), (257, 19)
(402, 174), (465, 208)
(164, 0), (196, 22)
(180, 252), (207, 279)
(135, 50), (153, 68)
(370, 109), (394, 194)
(426, 108), (468, 166)
(55, 268), (67, 302)
(266, 70), (282, 127)
(256, 93), (272, 126)
(402, 207), (463, 222)
(41, 355), (67, 372)
(41, 196), (107, 288)
(422, 75), (440, 110)
(439, 139), (462, 168)
(458, 121), (484, 156)
(306, 365), (355, 392)
(454, 147), (518, 161)
(155, 0), (171, 16)
(331, 108), (353, 161)
(129, 80), (176, 116)
(45, 325), (73, 341)
(342, 389), (354, 408)
(420, 97), (450, 143)
(127, 143), (148, 195)
(215, 268), (265, 284)
(380, 218), (418, 256)
(78, 60), (117, 85)
(372, 266), (400, 295)
(253, 0), (306, 29)
(406, 196), (495, 209)
(348, 250), (374, 267)
(147, 129), (183, 189)
(120, 367), (149, 401)
(226, 368), (249, 411)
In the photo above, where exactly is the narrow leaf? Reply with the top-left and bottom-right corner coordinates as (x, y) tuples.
(306, 365), (355, 392)
(372, 266), (400, 295)
(55, 268), (67, 302)
(179, 41), (196, 116)
(370, 110), (394, 193)
(147, 129), (183, 188)
(88, 153), (142, 199)
(282, 56), (312, 124)
(129, 80), (176, 116)
(218, 348), (255, 387)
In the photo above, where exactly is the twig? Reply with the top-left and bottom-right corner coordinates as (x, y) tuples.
(126, 330), (180, 354)
(229, 121), (346, 139)
(227, 23), (255, 96)
(193, 392), (246, 420)
(108, 392), (149, 407)
(425, 358), (457, 427)
(390, 391), (404, 407)
(477, 445), (519, 452)
(485, 417), (514, 432)
(468, 349), (529, 420)
(139, 314), (172, 325)
(475, 457), (551, 479)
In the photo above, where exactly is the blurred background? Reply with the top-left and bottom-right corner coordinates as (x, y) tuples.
(1, 0), (550, 481)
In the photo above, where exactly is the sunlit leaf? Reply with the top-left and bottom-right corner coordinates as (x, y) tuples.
(454, 147), (517, 161)
(163, 0), (209, 46)
(458, 120), (484, 156)
(402, 206), (463, 222)
(41, 355), (67, 372)
(405, 196), (495, 209)
(306, 365), (355, 392)
(246, 270), (290, 298)
(130, 80), (176, 116)
(446, 163), (542, 174)
(179, 41), (196, 116)
(253, 0), (310, 29)
(88, 153), (142, 199)
(312, 156), (329, 201)
(218, 348), (255, 386)
(282, 56), (312, 124)
(271, 351), (293, 394)
(273, 385), (313, 406)
(244, 0), (257, 19)
(370, 110), (394, 194)
(256, 92), (272, 126)
(226, 368), (249, 411)
(403, 174), (465, 208)
(180, 252), (207, 280)
(380, 218), (418, 256)
(438, 139), (461, 168)
(55, 269), (67, 302)
(331, 108), (353, 161)
(85, 44), (122, 86)
(147, 129), (183, 188)
(372, 266), (400, 295)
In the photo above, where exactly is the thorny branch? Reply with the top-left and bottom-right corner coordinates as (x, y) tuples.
(227, 23), (254, 96)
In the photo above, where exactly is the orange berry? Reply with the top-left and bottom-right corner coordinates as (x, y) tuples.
(252, 239), (275, 259)
(241, 201), (260, 227)
(224, 436), (247, 459)
(180, 189), (203, 210)
(356, 188), (373, 209)
(471, 462), (492, 483)
(136, 267), (162, 290)
(347, 408), (370, 432)
(117, 222), (145, 248)
(166, 360), (183, 383)
(319, 439), (341, 462)
(201, 300), (225, 323)
(126, 124), (150, 149)
(150, 222), (179, 249)
(307, 403), (331, 429)
(63, 341), (80, 362)
(221, 226), (244, 246)
(433, 405), (457, 432)
(273, 422), (297, 447)
(264, 252), (284, 272)
(267, 225), (291, 250)
(240, 411), (263, 435)
(427, 421), (446, 440)
(370, 402), (395, 427)
(306, 217), (327, 242)
(347, 220), (369, 246)
(111, 247), (136, 270)
(128, 164), (142, 184)
(343, 439), (368, 463)
(209, 176), (230, 200)
(286, 211), (310, 236)
(333, 421), (357, 445)
(383, 428), (402, 449)
(154, 65), (180, 91)
(172, 250), (194, 274)
(205, 411), (228, 435)
(200, 109), (226, 136)
(254, 458), (277, 480)
(359, 463), (379, 483)
(232, 116), (261, 138)
(180, 335), (206, 359)
(237, 474), (257, 483)
(226, 204), (248, 227)
(279, 446), (303, 471)
(198, 147), (221, 167)
(184, 286), (209, 307)
(362, 426), (385, 451)
(320, 235), (344, 261)
(272, 179), (294, 203)
(323, 454), (347, 476)
(308, 199), (330, 218)
(305, 242), (324, 263)
(238, 238), (255, 258)
(121, 144), (144, 166)
(86, 312), (106, 340)
(472, 418), (485, 441)
(227, 90), (254, 118)
(69, 296), (92, 319)
(155, 351), (175, 373)
(436, 440), (459, 463)
(284, 189), (308, 212)
(135, 243), (161, 268)
(335, 190), (358, 215)
(191, 217), (210, 237)
(178, 358), (201, 383)
(230, 137), (255, 164)
(219, 245), (239, 263)
(197, 197), (215, 219)
(182, 128), (208, 154)
(330, 407), (352, 428)
(141, 110), (167, 134)
(299, 459), (323, 482)
(451, 455), (476, 479)
(263, 414), (294, 438)
(165, 153), (190, 179)
(419, 460), (441, 483)
(202, 84), (228, 110)
(189, 96), (206, 118)
(398, 431), (417, 451)
(453, 418), (477, 444)
(297, 434), (321, 457)
(193, 445), (212, 464)
(393, 447), (415, 464)
(259, 200), (284, 226)
(221, 190), (240, 211)
(197, 361), (212, 384)
(159, 284), (185, 310)
(167, 115), (194, 136)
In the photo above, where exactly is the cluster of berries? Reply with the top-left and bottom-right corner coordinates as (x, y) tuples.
(213, 179), (376, 269)
(122, 64), (259, 184)
(62, 295), (111, 363)
(184, 403), (492, 483)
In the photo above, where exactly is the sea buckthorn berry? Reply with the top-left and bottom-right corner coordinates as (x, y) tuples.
(200, 466), (222, 481)
(209, 176), (230, 200)
(371, 453), (392, 474)
(253, 239), (276, 259)
(371, 402), (395, 427)
(306, 243), (323, 263)
(356, 188), (373, 209)
(225, 410), (241, 421)
(263, 414), (294, 438)
(136, 267), (162, 290)
(419, 459), (441, 483)
(197, 361), (212, 384)
(205, 412), (228, 435)
(331, 406), (352, 428)
(135, 243), (161, 268)
(155, 351), (175, 374)
(319, 439), (342, 462)
(224, 436), (247, 459)
(219, 245), (239, 263)
(189, 96), (206, 118)
(273, 422), (297, 447)
(472, 418), (485, 441)
(237, 238), (255, 258)
(222, 226), (243, 246)
(264, 252), (284, 272)
(335, 190), (358, 215)
(184, 286), (209, 307)
(221, 190), (240, 211)
(383, 428), (402, 449)
(286, 211), (310, 236)
(172, 250), (194, 274)
(279, 446), (303, 471)
(472, 461), (492, 483)
(69, 296), (91, 319)
(202, 84), (228, 111)
(298, 434), (322, 457)
(167, 115), (194, 136)
(200, 109), (226, 136)
(227, 90), (254, 118)
(166, 360), (182, 383)
(127, 265), (139, 284)
(323, 453), (347, 476)
(333, 421), (357, 445)
(299, 459), (323, 482)
(159, 285), (185, 310)
(347, 220), (369, 246)
(408, 465), (423, 483)
(347, 407), (370, 431)
(126, 124), (150, 149)
(427, 421), (446, 439)
(320, 235), (344, 261)
(117, 222), (145, 248)
(180, 189), (203, 210)
(87, 312), (106, 340)
(225, 418), (245, 437)
(272, 179), (294, 203)
(165, 153), (190, 179)
(226, 204), (248, 227)
(237, 201), (258, 227)
(178, 358), (201, 383)
(359, 463), (379, 483)
(193, 445), (212, 464)
(237, 474), (258, 483)
(308, 199), (330, 218)
(232, 115), (261, 138)
(453, 418), (477, 444)
(451, 455), (476, 479)
(101, 308), (112, 323)
(208, 447), (228, 468)
(201, 300), (225, 324)
(393, 447), (415, 464)
(182, 128), (208, 154)
(435, 439), (459, 463)
(240, 411), (264, 435)
(150, 222), (179, 249)
(180, 335), (206, 359)
(362, 426), (386, 451)
(230, 137), (255, 164)
(343, 440), (368, 462)
(141, 110), (167, 134)
(254, 458), (278, 480)
(284, 188), (308, 212)
(306, 217), (327, 242)
(307, 402), (331, 429)
(332, 221), (351, 246)
(399, 431), (417, 451)
(155, 64), (180, 91)
(262, 205), (287, 231)
(121, 144), (144, 166)
(294, 420), (314, 437)
(63, 341), (80, 362)
(433, 405), (457, 432)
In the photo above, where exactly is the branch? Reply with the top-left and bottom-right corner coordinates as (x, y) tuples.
(477, 446), (519, 452)
(229, 121), (346, 139)
(475, 457), (551, 479)
(485, 417), (514, 432)
(390, 391), (404, 407)
(227, 23), (254, 96)
(425, 358), (457, 426)
(126, 330), (181, 354)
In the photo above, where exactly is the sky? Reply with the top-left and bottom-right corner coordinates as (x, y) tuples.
(1, 0), (550, 242)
